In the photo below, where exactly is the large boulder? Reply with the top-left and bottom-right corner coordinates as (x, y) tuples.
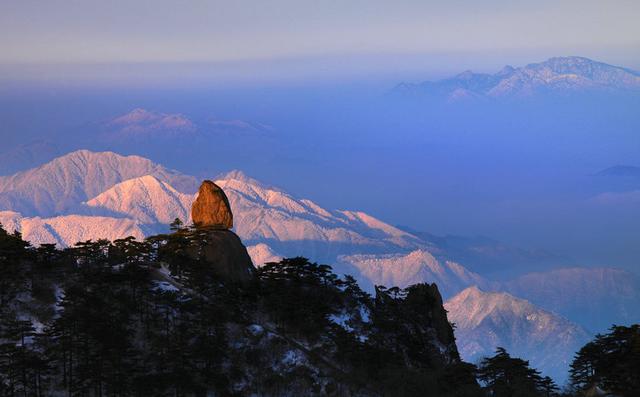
(188, 180), (255, 283)
(195, 229), (256, 283)
(191, 180), (233, 229)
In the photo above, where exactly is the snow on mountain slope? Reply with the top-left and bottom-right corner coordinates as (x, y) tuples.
(0, 211), (23, 233)
(336, 249), (491, 298)
(77, 169), (425, 259)
(0, 154), (427, 258)
(212, 174), (426, 259)
(84, 175), (194, 224)
(1, 213), (146, 247)
(445, 286), (590, 384)
(503, 267), (640, 333)
(246, 243), (283, 267)
(0, 150), (197, 216)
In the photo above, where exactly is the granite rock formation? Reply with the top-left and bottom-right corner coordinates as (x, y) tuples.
(191, 180), (233, 229)
(189, 180), (255, 283)
(195, 229), (256, 283)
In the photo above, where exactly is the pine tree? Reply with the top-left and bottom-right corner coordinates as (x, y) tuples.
(538, 376), (559, 397)
(478, 347), (543, 397)
(570, 324), (640, 396)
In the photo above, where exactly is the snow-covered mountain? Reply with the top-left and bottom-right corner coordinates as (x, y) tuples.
(82, 169), (425, 259)
(214, 174), (426, 261)
(503, 267), (640, 333)
(84, 175), (194, 225)
(0, 151), (425, 260)
(246, 243), (283, 267)
(336, 249), (492, 298)
(394, 56), (640, 100)
(445, 286), (591, 384)
(0, 150), (483, 300)
(0, 150), (197, 216)
(0, 210), (147, 247)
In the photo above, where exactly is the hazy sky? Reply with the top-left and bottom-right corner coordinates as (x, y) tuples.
(2, 0), (639, 83)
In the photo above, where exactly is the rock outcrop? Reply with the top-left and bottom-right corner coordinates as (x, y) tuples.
(189, 180), (255, 283)
(191, 180), (233, 229)
(195, 229), (256, 283)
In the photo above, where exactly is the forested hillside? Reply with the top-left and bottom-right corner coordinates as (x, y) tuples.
(0, 224), (479, 396)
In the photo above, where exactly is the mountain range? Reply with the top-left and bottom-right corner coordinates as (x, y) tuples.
(393, 56), (640, 101)
(0, 149), (637, 384)
(0, 150), (197, 216)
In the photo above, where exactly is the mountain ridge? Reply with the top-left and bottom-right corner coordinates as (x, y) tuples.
(394, 56), (640, 101)
(0, 150), (197, 216)
(336, 249), (492, 298)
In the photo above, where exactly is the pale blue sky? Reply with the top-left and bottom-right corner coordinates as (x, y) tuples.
(2, 1), (639, 65)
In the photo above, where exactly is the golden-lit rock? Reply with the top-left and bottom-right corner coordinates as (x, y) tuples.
(191, 180), (233, 229)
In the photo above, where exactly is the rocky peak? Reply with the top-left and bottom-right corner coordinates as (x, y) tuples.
(188, 180), (255, 283)
(191, 180), (233, 229)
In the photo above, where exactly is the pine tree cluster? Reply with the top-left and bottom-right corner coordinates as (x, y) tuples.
(0, 225), (480, 396)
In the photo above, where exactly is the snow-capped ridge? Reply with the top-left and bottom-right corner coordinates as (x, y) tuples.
(246, 243), (283, 267)
(0, 149), (197, 216)
(337, 249), (490, 297)
(84, 174), (194, 225)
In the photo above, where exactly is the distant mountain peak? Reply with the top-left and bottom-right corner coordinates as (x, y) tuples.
(216, 169), (267, 188)
(107, 108), (196, 137)
(496, 65), (515, 76)
(111, 108), (158, 124)
(394, 56), (640, 100)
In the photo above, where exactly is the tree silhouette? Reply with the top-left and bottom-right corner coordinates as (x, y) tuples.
(570, 324), (640, 396)
(478, 347), (544, 397)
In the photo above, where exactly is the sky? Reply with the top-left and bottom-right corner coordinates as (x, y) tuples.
(2, 0), (640, 84)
